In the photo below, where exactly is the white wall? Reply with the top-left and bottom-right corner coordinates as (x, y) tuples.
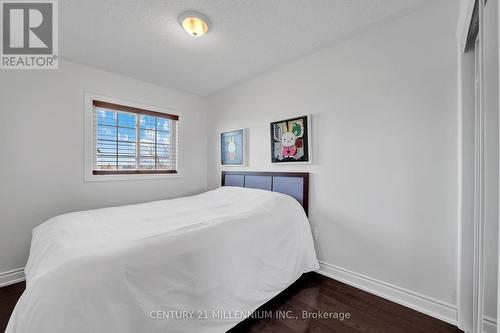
(207, 0), (460, 319)
(0, 60), (208, 275)
(498, 2), (500, 330)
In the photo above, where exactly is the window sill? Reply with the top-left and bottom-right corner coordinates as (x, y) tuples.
(92, 170), (178, 175)
(84, 171), (182, 182)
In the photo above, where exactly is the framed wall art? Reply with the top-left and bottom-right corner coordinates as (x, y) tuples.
(270, 115), (310, 163)
(220, 128), (247, 166)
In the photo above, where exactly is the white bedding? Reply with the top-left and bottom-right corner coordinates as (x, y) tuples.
(6, 187), (319, 333)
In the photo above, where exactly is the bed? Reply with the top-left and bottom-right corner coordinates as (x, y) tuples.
(6, 172), (318, 333)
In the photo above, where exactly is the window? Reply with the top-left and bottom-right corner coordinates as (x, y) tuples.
(91, 100), (178, 175)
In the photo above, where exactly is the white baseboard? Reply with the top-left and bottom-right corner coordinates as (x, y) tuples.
(0, 268), (26, 288)
(317, 261), (458, 326)
(483, 316), (497, 333)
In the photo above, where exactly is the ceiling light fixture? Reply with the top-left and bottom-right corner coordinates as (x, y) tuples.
(179, 11), (209, 37)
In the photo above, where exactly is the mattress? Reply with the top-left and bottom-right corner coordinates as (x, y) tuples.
(6, 187), (319, 333)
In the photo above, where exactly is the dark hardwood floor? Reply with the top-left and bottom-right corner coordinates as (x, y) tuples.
(0, 281), (25, 333)
(0, 273), (462, 333)
(229, 273), (462, 333)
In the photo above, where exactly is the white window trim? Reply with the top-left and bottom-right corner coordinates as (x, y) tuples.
(84, 92), (182, 182)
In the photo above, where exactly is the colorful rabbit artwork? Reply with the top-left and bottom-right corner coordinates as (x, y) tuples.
(271, 116), (309, 163)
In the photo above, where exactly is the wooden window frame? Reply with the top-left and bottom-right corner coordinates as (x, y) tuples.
(92, 101), (179, 121)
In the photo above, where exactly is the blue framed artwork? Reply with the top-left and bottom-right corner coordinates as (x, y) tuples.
(220, 129), (247, 166)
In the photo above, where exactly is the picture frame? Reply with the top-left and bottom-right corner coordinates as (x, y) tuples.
(270, 115), (311, 164)
(220, 128), (248, 166)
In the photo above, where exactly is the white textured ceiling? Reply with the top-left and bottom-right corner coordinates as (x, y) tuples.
(60, 0), (427, 96)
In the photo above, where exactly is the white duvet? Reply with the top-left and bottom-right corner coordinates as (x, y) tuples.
(6, 187), (318, 333)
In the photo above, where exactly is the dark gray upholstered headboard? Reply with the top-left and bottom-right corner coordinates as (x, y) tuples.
(221, 171), (309, 215)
